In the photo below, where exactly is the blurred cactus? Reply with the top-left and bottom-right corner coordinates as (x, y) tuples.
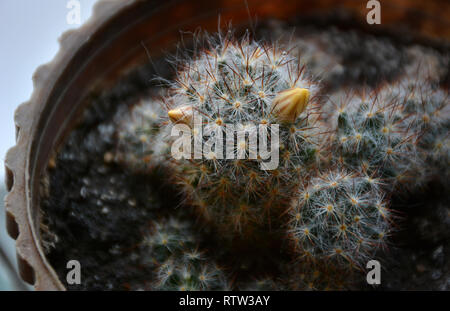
(384, 79), (449, 185)
(141, 217), (229, 290)
(115, 98), (171, 173)
(329, 91), (420, 188)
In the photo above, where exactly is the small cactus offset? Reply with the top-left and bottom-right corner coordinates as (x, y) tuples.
(141, 217), (229, 290)
(115, 98), (171, 172)
(163, 32), (326, 236)
(384, 79), (450, 184)
(288, 168), (392, 271)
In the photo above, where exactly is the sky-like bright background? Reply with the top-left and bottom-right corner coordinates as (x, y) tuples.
(0, 0), (98, 176)
(0, 0), (98, 290)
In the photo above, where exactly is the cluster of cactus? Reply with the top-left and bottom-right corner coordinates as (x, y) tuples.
(115, 99), (171, 173)
(140, 217), (228, 290)
(330, 79), (448, 189)
(114, 31), (449, 290)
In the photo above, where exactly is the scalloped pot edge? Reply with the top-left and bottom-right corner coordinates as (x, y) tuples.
(4, 0), (137, 291)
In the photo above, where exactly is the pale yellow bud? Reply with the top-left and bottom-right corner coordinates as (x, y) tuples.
(168, 105), (194, 126)
(271, 87), (310, 123)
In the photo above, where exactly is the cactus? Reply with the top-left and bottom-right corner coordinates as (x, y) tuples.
(111, 30), (449, 290)
(384, 79), (450, 185)
(288, 168), (392, 271)
(115, 98), (171, 173)
(329, 90), (420, 188)
(141, 217), (229, 290)
(162, 32), (326, 236)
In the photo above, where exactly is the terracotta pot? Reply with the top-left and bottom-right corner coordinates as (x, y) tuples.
(4, 0), (449, 290)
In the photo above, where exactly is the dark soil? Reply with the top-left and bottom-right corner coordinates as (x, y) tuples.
(39, 62), (182, 290)
(376, 181), (450, 290)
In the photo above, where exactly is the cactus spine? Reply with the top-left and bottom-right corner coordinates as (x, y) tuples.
(163, 33), (325, 237)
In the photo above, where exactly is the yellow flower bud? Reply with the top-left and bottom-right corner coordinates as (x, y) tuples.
(271, 87), (310, 123)
(168, 105), (194, 126)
